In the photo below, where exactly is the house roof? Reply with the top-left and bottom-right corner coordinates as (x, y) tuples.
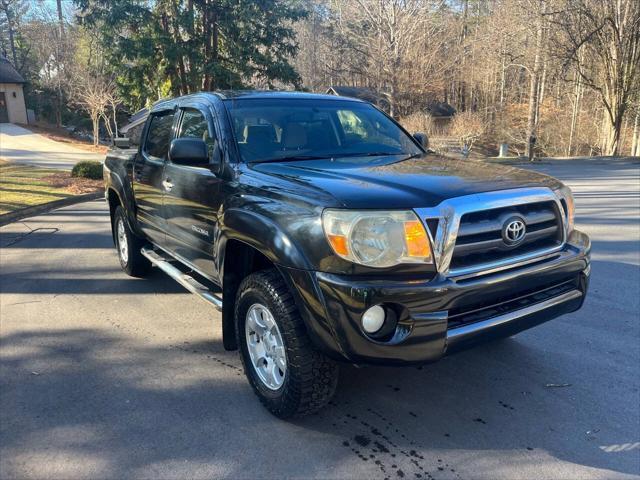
(425, 100), (456, 118)
(0, 55), (26, 84)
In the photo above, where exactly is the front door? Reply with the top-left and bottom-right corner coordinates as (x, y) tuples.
(163, 105), (224, 279)
(132, 109), (176, 244)
(0, 93), (9, 123)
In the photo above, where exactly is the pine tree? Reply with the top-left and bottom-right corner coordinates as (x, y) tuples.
(74, 0), (308, 110)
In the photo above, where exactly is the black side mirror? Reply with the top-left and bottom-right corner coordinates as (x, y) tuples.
(413, 132), (429, 150)
(169, 138), (209, 166)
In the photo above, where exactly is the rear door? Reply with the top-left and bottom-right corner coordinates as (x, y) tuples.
(132, 109), (176, 244)
(163, 104), (223, 278)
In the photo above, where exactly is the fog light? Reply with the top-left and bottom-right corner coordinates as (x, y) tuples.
(362, 305), (386, 333)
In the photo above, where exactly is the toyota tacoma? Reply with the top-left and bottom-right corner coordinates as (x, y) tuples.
(104, 91), (590, 418)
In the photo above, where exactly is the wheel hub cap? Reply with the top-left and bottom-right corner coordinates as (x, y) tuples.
(116, 218), (128, 263)
(245, 304), (286, 390)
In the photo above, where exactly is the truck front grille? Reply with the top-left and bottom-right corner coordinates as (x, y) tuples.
(449, 201), (563, 272)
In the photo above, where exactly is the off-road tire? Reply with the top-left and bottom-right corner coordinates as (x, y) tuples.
(235, 269), (339, 418)
(113, 205), (151, 278)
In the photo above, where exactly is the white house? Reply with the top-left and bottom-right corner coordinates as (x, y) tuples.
(0, 55), (28, 124)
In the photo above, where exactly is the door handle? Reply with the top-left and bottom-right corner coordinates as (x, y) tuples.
(162, 179), (174, 192)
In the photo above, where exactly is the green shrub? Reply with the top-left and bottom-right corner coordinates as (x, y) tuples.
(71, 161), (103, 180)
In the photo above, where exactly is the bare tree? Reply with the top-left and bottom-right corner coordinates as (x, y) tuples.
(69, 67), (118, 146)
(554, 0), (640, 156)
(631, 101), (639, 156)
(0, 0), (28, 68)
(450, 110), (486, 155)
(330, 0), (452, 116)
(525, 0), (547, 160)
(0, 0), (18, 65)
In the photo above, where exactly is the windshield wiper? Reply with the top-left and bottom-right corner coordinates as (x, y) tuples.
(339, 151), (403, 157)
(251, 151), (421, 163)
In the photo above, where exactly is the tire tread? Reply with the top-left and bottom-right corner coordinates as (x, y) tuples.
(235, 269), (338, 418)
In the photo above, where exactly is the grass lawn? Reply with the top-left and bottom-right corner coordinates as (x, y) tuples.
(0, 161), (101, 215)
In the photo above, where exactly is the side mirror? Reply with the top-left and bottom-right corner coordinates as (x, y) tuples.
(413, 132), (429, 150)
(169, 138), (209, 166)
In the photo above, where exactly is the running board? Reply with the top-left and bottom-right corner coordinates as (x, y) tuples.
(140, 247), (223, 311)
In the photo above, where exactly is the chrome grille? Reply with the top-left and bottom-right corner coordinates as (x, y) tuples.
(449, 201), (563, 271)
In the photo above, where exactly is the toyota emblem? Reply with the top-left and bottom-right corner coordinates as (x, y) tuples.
(502, 217), (526, 246)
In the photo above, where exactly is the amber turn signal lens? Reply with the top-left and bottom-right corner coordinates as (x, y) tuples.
(403, 220), (432, 259)
(327, 234), (349, 256)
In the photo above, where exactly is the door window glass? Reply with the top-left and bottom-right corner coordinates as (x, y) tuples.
(143, 111), (175, 158)
(178, 108), (217, 158)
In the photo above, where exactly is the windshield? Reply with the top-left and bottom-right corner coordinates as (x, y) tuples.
(224, 98), (422, 163)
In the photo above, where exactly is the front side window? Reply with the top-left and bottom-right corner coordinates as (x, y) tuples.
(144, 111), (175, 159)
(225, 99), (421, 163)
(178, 108), (217, 158)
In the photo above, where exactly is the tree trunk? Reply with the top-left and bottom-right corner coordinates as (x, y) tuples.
(211, 10), (218, 89)
(631, 108), (639, 156)
(159, 12), (180, 96)
(92, 113), (100, 147)
(567, 68), (582, 156)
(112, 106), (118, 138)
(602, 103), (624, 156)
(1, 2), (18, 67)
(56, 0), (64, 38)
(525, 2), (545, 161)
(499, 39), (506, 108)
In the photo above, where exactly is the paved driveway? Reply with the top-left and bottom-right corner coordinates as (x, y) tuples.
(0, 160), (638, 479)
(0, 123), (103, 169)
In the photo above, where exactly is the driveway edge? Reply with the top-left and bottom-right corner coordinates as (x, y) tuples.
(0, 191), (103, 227)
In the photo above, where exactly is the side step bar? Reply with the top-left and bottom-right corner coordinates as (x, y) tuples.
(141, 247), (223, 311)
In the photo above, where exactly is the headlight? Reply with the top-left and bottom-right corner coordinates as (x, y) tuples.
(322, 209), (433, 268)
(554, 185), (575, 232)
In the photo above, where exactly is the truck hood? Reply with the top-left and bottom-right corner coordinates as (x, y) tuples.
(249, 154), (562, 209)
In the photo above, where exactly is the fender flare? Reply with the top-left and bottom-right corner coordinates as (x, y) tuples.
(217, 208), (313, 272)
(105, 170), (143, 238)
(216, 209), (313, 351)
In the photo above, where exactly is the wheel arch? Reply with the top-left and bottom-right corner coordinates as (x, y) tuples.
(106, 188), (123, 246)
(220, 238), (287, 351)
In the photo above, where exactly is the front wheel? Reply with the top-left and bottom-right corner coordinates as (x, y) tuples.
(235, 269), (339, 418)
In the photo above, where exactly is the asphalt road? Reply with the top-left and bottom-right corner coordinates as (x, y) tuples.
(0, 123), (103, 169)
(1, 159), (639, 479)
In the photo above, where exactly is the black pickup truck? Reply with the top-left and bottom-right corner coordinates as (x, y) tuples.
(104, 91), (590, 418)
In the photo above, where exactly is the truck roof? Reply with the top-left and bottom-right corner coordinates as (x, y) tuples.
(213, 90), (364, 102)
(151, 90), (365, 111)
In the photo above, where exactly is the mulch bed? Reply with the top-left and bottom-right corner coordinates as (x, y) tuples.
(44, 173), (103, 195)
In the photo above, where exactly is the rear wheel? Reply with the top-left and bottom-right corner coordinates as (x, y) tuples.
(113, 206), (150, 277)
(236, 269), (339, 418)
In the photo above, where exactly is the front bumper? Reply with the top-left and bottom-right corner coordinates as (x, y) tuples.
(282, 229), (590, 365)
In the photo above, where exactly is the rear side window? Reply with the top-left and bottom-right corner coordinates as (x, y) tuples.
(127, 121), (146, 147)
(144, 111), (175, 158)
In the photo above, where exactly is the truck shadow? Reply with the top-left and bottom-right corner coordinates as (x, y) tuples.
(2, 260), (638, 480)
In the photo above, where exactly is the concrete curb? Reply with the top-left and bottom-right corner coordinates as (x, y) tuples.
(0, 191), (103, 227)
